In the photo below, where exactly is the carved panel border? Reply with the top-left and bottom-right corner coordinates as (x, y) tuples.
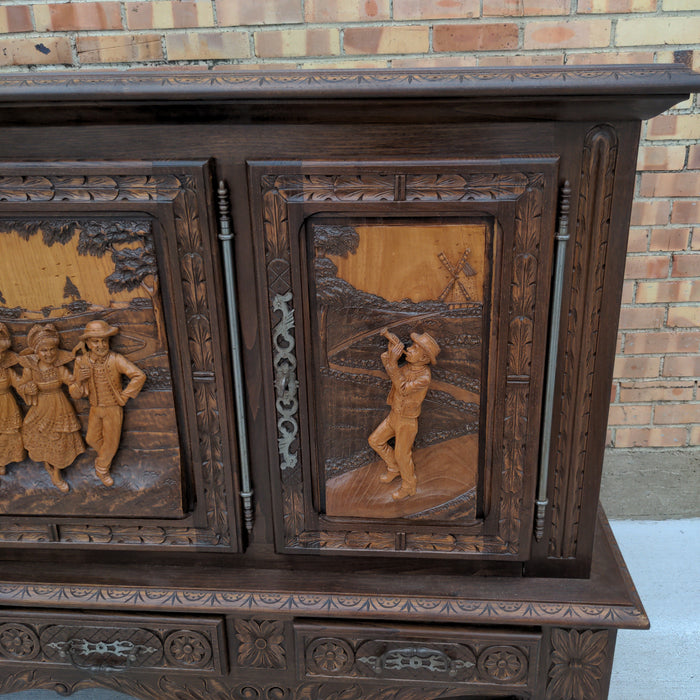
(0, 164), (234, 549)
(254, 161), (555, 557)
(549, 126), (619, 559)
(256, 158), (555, 555)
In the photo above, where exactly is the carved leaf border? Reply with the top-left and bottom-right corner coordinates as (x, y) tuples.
(259, 164), (550, 556)
(0, 168), (231, 548)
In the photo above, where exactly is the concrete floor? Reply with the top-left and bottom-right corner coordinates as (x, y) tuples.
(2, 519), (698, 700)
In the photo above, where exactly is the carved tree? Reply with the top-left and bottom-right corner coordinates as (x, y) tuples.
(76, 220), (164, 349)
(62, 276), (81, 301)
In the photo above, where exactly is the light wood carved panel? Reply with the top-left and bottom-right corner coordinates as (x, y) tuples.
(250, 159), (558, 558)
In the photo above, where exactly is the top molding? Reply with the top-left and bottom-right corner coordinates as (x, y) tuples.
(0, 65), (698, 103)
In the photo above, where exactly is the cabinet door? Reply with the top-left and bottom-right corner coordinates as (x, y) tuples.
(0, 161), (241, 551)
(250, 158), (559, 559)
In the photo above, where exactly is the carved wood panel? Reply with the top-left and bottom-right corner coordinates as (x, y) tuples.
(295, 621), (540, 692)
(0, 611), (227, 675)
(548, 126), (619, 559)
(251, 159), (558, 558)
(0, 163), (239, 550)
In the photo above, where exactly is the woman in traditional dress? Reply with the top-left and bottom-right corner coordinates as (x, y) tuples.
(0, 323), (25, 473)
(19, 324), (84, 493)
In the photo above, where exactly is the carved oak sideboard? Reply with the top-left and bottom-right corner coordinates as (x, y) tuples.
(0, 66), (696, 699)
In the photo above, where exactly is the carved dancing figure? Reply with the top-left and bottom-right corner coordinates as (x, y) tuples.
(0, 324), (25, 473)
(368, 329), (440, 500)
(71, 320), (146, 487)
(19, 324), (84, 493)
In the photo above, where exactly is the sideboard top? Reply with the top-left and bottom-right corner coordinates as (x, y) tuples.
(0, 64), (698, 124)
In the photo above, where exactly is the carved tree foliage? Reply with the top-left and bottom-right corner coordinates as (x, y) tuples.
(0, 167), (232, 549)
(257, 163), (553, 556)
(550, 126), (618, 559)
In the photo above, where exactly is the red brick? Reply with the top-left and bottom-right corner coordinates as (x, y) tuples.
(621, 280), (635, 303)
(637, 145), (687, 172)
(689, 145), (700, 170)
(256, 28), (340, 57)
(619, 380), (695, 402)
(606, 428), (614, 447)
(395, 0), (480, 19)
(126, 2), (215, 30)
(0, 6), (33, 33)
(166, 32), (250, 60)
(667, 306), (700, 328)
(0, 37), (73, 66)
(663, 355), (700, 377)
(649, 228), (690, 251)
(691, 426), (700, 445)
(478, 54), (564, 66)
(671, 201), (700, 225)
(607, 404), (652, 425)
(655, 403), (700, 424)
(566, 51), (654, 65)
(618, 307), (665, 329)
(392, 55), (478, 68)
(617, 17), (700, 47)
(345, 26), (429, 54)
(623, 255), (670, 279)
(631, 200), (670, 226)
(579, 0), (656, 11)
(646, 114), (700, 141)
(615, 427), (686, 447)
(483, 0), (570, 15)
(216, 0), (302, 25)
(306, 0), (390, 21)
(523, 20), (611, 49)
(433, 23), (519, 52)
(614, 356), (660, 378)
(636, 280), (700, 304)
(626, 228), (648, 253)
(693, 231), (700, 251)
(34, 2), (123, 31)
(77, 34), (163, 63)
(640, 172), (700, 198)
(624, 330), (700, 354)
(671, 254), (700, 277)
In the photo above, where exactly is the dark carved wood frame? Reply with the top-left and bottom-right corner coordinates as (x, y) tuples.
(0, 161), (240, 551)
(249, 158), (559, 559)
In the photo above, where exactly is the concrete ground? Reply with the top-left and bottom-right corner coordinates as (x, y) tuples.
(2, 519), (698, 700)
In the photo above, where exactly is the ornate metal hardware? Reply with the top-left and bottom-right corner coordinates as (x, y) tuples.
(535, 181), (571, 541)
(217, 180), (254, 533)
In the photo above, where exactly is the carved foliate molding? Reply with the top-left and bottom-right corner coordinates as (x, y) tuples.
(0, 164), (233, 549)
(549, 126), (619, 559)
(257, 162), (552, 557)
(234, 619), (286, 670)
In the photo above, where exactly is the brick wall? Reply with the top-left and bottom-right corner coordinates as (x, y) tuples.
(0, 0), (698, 454)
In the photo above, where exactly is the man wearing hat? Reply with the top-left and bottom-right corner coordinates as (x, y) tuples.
(71, 320), (146, 487)
(368, 329), (440, 501)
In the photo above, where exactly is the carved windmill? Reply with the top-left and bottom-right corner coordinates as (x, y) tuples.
(438, 249), (477, 308)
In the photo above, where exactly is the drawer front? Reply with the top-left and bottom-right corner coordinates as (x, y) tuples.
(294, 620), (541, 693)
(0, 611), (227, 675)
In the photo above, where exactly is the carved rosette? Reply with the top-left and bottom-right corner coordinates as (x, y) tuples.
(0, 623), (40, 660)
(307, 638), (354, 676)
(546, 629), (610, 700)
(258, 163), (554, 556)
(549, 126), (619, 559)
(477, 645), (528, 684)
(164, 630), (212, 669)
(234, 618), (286, 669)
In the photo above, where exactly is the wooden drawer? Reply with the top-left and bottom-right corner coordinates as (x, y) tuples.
(0, 610), (227, 675)
(294, 620), (541, 693)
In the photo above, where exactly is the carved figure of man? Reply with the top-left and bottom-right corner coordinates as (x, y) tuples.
(368, 329), (440, 501)
(71, 320), (146, 487)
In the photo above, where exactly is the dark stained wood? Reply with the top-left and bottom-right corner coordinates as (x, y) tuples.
(0, 65), (693, 698)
